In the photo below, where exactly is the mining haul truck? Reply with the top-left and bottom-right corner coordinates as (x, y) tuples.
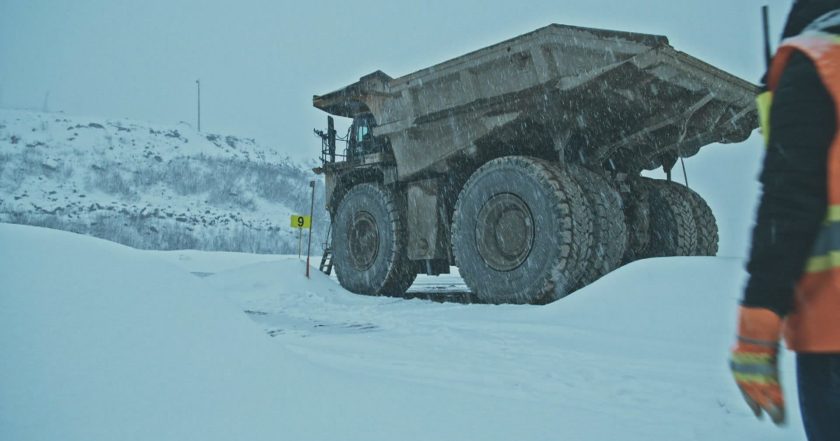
(313, 24), (758, 304)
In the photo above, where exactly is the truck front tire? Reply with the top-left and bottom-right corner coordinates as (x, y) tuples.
(332, 183), (417, 296)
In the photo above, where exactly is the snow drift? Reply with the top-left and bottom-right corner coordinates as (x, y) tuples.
(0, 223), (806, 440)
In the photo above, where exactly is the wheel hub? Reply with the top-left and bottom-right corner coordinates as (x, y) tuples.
(475, 193), (534, 271)
(347, 211), (379, 270)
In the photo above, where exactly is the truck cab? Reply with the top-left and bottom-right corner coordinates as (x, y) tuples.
(315, 113), (388, 166)
(347, 114), (380, 161)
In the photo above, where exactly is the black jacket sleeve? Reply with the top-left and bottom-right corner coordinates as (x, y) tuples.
(743, 51), (836, 317)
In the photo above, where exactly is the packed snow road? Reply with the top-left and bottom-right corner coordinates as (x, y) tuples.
(1, 224), (806, 440)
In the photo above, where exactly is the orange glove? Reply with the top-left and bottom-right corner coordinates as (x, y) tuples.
(729, 306), (785, 425)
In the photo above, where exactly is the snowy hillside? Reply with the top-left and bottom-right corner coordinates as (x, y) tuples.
(0, 224), (806, 440)
(0, 109), (326, 253)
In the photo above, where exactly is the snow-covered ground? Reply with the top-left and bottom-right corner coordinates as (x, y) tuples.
(0, 223), (806, 440)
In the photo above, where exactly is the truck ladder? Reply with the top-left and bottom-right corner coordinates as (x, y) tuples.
(319, 224), (334, 275)
(319, 248), (334, 275)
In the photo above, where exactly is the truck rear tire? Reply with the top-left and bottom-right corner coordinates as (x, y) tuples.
(571, 166), (627, 285)
(643, 178), (698, 257)
(452, 156), (591, 304)
(663, 182), (719, 256)
(332, 183), (417, 296)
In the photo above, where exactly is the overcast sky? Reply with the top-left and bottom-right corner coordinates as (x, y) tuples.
(1, 0), (794, 163)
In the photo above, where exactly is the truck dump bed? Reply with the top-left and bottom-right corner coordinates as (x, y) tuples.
(314, 24), (758, 179)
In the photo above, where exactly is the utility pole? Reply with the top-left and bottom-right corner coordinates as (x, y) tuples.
(196, 79), (201, 132)
(305, 180), (316, 278)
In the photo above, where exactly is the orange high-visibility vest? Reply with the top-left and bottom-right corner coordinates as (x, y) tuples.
(767, 32), (840, 352)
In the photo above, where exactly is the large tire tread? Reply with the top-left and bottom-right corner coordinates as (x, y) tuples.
(333, 183), (417, 296)
(642, 177), (698, 257)
(452, 156), (591, 304)
(665, 183), (719, 256)
(572, 166), (627, 285)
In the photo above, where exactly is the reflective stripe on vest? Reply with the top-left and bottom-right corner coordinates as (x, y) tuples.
(766, 33), (840, 352)
(804, 206), (840, 272)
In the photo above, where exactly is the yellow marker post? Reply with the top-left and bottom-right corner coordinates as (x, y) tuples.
(290, 215), (311, 259)
(290, 215), (312, 229)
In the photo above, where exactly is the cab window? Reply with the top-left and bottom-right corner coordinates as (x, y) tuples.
(356, 124), (369, 143)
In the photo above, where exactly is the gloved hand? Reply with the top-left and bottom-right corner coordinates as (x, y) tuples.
(729, 306), (785, 425)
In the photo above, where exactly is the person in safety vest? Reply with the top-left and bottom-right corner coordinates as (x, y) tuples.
(730, 1), (840, 439)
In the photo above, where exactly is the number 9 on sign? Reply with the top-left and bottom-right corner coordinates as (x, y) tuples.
(290, 215), (311, 229)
